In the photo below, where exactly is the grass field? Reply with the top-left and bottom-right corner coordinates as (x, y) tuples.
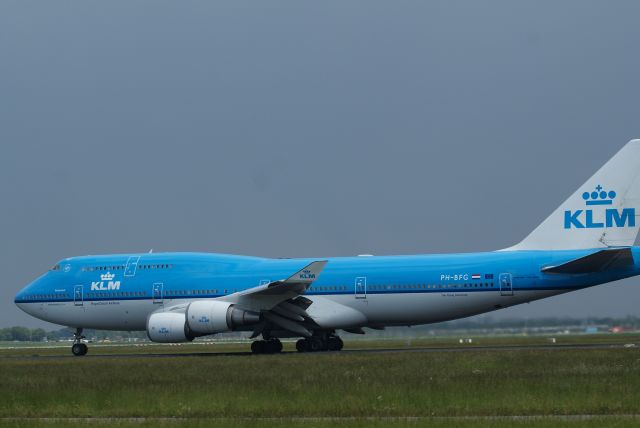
(0, 334), (639, 427)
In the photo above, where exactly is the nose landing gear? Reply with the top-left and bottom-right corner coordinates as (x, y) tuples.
(71, 327), (88, 356)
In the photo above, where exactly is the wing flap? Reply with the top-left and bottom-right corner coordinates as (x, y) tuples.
(263, 312), (312, 337)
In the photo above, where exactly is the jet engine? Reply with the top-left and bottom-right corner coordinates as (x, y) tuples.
(186, 300), (260, 334)
(146, 312), (194, 343)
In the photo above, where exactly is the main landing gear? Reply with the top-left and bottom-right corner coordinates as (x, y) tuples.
(296, 335), (343, 352)
(251, 339), (283, 354)
(71, 327), (88, 357)
(250, 334), (344, 354)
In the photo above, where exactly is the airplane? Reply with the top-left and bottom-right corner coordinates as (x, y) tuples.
(14, 139), (640, 356)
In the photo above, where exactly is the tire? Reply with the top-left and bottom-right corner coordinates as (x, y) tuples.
(296, 339), (307, 352)
(265, 341), (277, 354)
(71, 343), (87, 357)
(251, 341), (263, 354)
(310, 338), (323, 352)
(328, 337), (340, 351)
(272, 340), (283, 353)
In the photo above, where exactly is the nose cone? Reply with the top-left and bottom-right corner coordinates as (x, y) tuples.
(15, 275), (45, 316)
(15, 288), (30, 316)
(15, 280), (31, 301)
(15, 282), (32, 314)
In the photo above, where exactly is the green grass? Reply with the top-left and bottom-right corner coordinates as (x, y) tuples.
(0, 336), (639, 427)
(2, 418), (640, 428)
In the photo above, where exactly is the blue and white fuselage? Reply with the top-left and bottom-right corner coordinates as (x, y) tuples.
(14, 139), (640, 355)
(14, 248), (640, 330)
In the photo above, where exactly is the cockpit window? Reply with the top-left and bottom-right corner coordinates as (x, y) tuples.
(51, 264), (61, 271)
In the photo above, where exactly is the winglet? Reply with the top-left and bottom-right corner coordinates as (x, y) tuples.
(283, 260), (328, 285)
(234, 261), (329, 310)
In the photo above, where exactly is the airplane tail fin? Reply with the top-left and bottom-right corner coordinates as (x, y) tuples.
(505, 139), (640, 251)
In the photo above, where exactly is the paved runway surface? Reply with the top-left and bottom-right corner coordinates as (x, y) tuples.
(4, 342), (637, 360)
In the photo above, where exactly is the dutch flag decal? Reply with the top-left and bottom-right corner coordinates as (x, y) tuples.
(471, 274), (481, 280)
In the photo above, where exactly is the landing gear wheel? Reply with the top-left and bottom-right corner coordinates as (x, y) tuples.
(251, 340), (265, 354)
(328, 337), (342, 351)
(71, 343), (88, 356)
(270, 339), (283, 353)
(310, 338), (324, 352)
(296, 339), (308, 353)
(251, 339), (283, 354)
(296, 335), (343, 353)
(71, 328), (87, 356)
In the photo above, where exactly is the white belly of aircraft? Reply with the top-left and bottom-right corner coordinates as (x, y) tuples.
(18, 289), (566, 331)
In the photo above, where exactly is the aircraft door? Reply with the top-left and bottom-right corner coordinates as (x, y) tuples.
(124, 256), (140, 277)
(152, 283), (163, 304)
(355, 277), (367, 299)
(499, 273), (513, 296)
(74, 285), (83, 306)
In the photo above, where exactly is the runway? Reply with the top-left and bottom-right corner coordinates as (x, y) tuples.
(3, 341), (637, 360)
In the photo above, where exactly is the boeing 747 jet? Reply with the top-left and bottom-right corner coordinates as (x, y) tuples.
(15, 139), (640, 355)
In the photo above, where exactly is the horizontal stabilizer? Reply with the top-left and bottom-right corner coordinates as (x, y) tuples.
(542, 248), (634, 274)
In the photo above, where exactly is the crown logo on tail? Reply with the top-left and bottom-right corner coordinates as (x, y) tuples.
(582, 185), (616, 206)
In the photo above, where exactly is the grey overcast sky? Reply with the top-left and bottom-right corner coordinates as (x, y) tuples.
(1, 1), (640, 329)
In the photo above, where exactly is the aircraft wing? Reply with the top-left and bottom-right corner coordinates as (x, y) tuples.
(227, 260), (328, 312)
(157, 260), (365, 339)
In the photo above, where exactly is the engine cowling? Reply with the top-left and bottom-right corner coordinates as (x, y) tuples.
(147, 312), (194, 343)
(186, 300), (260, 334)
